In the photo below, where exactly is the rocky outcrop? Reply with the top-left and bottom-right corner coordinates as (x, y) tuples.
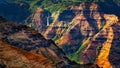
(1, 1), (120, 68)
(0, 40), (53, 68)
(109, 21), (120, 68)
(0, 18), (65, 68)
(0, 17), (100, 68)
(0, 17), (67, 68)
(26, 2), (119, 68)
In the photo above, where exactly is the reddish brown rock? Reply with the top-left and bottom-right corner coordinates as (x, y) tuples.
(0, 40), (54, 68)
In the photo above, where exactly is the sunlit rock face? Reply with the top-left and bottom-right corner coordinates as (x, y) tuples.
(1, 1), (120, 68)
(25, 2), (120, 68)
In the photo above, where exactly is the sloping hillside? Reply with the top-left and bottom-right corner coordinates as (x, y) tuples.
(0, 17), (100, 68)
(0, 0), (120, 68)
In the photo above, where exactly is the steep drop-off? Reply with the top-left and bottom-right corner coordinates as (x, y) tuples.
(25, 2), (120, 68)
(1, 1), (120, 67)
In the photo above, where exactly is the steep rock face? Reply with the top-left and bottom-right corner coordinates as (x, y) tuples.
(25, 7), (51, 33)
(25, 2), (120, 68)
(1, 1), (120, 68)
(109, 22), (120, 68)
